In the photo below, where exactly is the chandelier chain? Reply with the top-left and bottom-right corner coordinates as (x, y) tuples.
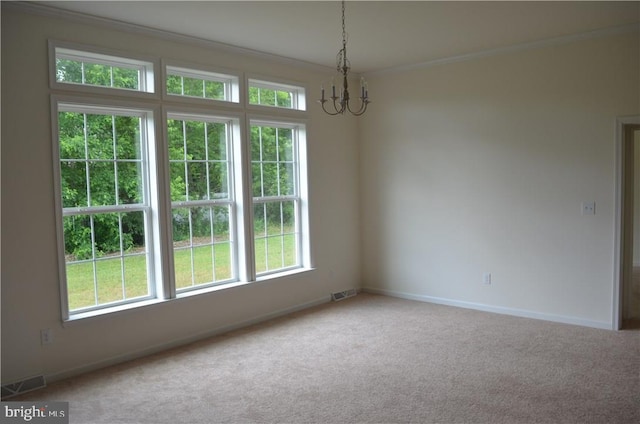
(342, 0), (346, 47)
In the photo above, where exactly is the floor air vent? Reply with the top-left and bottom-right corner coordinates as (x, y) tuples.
(331, 288), (357, 302)
(1, 375), (46, 399)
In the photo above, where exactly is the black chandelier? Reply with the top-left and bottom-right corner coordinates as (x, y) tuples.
(318, 0), (370, 116)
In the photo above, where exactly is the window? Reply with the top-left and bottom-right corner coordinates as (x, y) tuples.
(57, 104), (155, 313)
(51, 44), (311, 319)
(167, 114), (236, 291)
(55, 47), (154, 93)
(248, 79), (306, 111)
(251, 122), (302, 275)
(166, 66), (239, 103)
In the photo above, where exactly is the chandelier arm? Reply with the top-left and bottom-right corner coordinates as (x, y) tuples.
(346, 98), (368, 116)
(323, 106), (343, 116)
(319, 99), (344, 115)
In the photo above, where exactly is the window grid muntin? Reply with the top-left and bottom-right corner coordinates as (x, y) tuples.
(173, 204), (234, 292)
(251, 86), (293, 109)
(58, 105), (154, 313)
(64, 210), (150, 312)
(253, 199), (300, 275)
(167, 116), (231, 202)
(168, 114), (236, 292)
(59, 109), (146, 209)
(252, 126), (297, 198)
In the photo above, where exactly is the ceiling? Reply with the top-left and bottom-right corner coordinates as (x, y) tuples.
(35, 1), (640, 73)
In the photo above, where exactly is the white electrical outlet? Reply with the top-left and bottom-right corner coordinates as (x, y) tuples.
(483, 272), (492, 285)
(581, 201), (595, 215)
(40, 329), (53, 345)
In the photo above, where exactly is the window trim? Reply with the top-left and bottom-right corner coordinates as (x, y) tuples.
(248, 116), (311, 276)
(164, 109), (242, 294)
(51, 95), (164, 320)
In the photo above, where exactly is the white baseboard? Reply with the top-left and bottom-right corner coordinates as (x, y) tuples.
(39, 288), (614, 384)
(362, 287), (612, 330)
(47, 295), (331, 383)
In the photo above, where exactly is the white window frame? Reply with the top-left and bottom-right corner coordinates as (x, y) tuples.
(247, 77), (307, 111)
(165, 64), (240, 104)
(51, 97), (165, 320)
(50, 41), (158, 96)
(165, 111), (241, 294)
(249, 117), (311, 277)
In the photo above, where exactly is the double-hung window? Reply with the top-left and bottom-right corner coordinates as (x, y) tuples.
(167, 114), (236, 291)
(51, 43), (310, 320)
(57, 105), (155, 312)
(251, 121), (303, 275)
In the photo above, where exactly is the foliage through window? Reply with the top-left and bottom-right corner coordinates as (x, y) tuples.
(251, 122), (300, 274)
(166, 66), (238, 102)
(58, 105), (153, 312)
(55, 47), (153, 92)
(167, 116), (235, 291)
(248, 79), (306, 110)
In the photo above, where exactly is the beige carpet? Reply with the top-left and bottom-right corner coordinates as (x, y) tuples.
(13, 293), (640, 423)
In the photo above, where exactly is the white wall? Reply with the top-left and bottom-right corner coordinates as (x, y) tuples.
(1, 6), (360, 384)
(360, 31), (640, 328)
(633, 131), (640, 265)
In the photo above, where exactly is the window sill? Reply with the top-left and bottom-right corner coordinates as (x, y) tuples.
(63, 267), (316, 325)
(256, 266), (316, 282)
(177, 267), (317, 298)
(63, 298), (167, 326)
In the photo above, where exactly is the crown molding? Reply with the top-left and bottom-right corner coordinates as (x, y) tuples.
(6, 1), (638, 78)
(365, 22), (640, 77)
(5, 1), (335, 74)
